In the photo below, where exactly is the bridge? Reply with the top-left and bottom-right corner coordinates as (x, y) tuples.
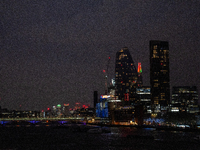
(0, 117), (107, 125)
(1, 117), (86, 121)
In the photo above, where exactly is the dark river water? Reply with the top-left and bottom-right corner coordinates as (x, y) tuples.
(0, 124), (200, 150)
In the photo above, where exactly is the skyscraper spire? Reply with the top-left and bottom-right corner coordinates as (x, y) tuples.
(137, 62), (142, 73)
(137, 62), (143, 87)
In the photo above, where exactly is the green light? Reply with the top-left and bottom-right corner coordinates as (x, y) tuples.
(57, 104), (61, 107)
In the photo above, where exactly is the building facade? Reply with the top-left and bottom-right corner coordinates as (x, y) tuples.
(136, 86), (151, 114)
(150, 41), (170, 113)
(171, 86), (199, 113)
(115, 47), (138, 106)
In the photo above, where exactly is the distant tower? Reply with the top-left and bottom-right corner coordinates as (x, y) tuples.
(75, 103), (80, 110)
(57, 104), (62, 117)
(94, 91), (98, 108)
(137, 62), (143, 87)
(150, 40), (170, 113)
(63, 103), (69, 117)
(115, 47), (138, 105)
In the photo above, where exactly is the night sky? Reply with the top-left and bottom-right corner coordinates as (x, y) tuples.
(1, 0), (200, 111)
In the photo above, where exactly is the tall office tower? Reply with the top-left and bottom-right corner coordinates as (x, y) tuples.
(171, 86), (199, 113)
(115, 47), (138, 105)
(137, 62), (143, 87)
(94, 91), (98, 108)
(150, 41), (170, 113)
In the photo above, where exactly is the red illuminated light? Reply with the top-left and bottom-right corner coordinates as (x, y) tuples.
(137, 62), (142, 73)
(124, 93), (129, 101)
(83, 105), (89, 109)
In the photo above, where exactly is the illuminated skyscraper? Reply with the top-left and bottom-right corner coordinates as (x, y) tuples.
(115, 47), (138, 105)
(137, 62), (143, 87)
(150, 41), (170, 113)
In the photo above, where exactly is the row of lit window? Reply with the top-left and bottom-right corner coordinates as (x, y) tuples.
(153, 54), (159, 58)
(119, 53), (127, 60)
(160, 70), (168, 72)
(154, 83), (160, 87)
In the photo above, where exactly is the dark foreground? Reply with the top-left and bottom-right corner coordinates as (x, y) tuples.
(1, 125), (200, 150)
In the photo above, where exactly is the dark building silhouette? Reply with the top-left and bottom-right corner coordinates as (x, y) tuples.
(150, 41), (170, 113)
(115, 47), (138, 106)
(94, 91), (98, 108)
(134, 104), (144, 126)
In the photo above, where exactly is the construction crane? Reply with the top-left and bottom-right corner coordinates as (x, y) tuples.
(103, 57), (111, 95)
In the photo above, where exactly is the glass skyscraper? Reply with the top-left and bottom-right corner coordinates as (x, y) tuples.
(150, 41), (170, 113)
(115, 47), (138, 105)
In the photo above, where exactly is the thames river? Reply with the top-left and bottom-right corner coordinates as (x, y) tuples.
(0, 123), (200, 150)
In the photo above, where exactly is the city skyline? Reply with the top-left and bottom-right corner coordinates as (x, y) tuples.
(1, 1), (200, 110)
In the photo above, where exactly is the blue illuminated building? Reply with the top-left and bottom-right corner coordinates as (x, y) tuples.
(96, 95), (109, 118)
